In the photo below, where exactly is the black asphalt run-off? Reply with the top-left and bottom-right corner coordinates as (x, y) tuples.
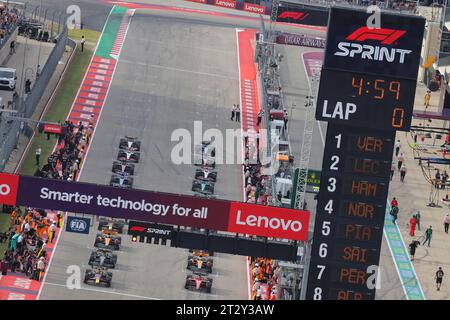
(26, 0), (112, 31)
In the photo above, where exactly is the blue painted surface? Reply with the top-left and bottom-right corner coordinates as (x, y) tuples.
(383, 204), (425, 300)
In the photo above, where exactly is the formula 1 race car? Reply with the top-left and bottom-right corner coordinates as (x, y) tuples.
(193, 193), (216, 200)
(112, 161), (135, 176)
(84, 267), (112, 287)
(194, 154), (216, 168)
(110, 174), (133, 189)
(88, 249), (117, 268)
(187, 256), (213, 273)
(189, 249), (214, 257)
(185, 272), (213, 293)
(192, 179), (215, 195)
(119, 137), (141, 152)
(117, 150), (140, 163)
(101, 229), (122, 239)
(194, 141), (216, 158)
(94, 233), (121, 250)
(195, 168), (217, 182)
(98, 218), (125, 234)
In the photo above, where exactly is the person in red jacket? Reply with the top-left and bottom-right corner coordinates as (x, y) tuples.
(391, 197), (398, 208)
(409, 216), (417, 236)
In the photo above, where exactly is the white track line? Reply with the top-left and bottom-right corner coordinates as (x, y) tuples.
(37, 5), (124, 300)
(43, 282), (161, 300)
(120, 59), (238, 80)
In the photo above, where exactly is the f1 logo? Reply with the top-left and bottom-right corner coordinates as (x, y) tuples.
(278, 11), (309, 21)
(0, 173), (19, 206)
(130, 226), (146, 232)
(346, 27), (406, 45)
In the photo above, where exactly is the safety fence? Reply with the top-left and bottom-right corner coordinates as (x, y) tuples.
(0, 25), (74, 171)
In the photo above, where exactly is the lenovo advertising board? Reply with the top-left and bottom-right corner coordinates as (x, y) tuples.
(0, 173), (310, 241)
(214, 0), (236, 9)
(323, 7), (425, 79)
(243, 2), (265, 14)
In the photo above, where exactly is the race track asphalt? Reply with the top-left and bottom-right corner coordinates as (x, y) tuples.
(25, 0), (112, 31)
(39, 9), (251, 301)
(37, 1), (405, 300)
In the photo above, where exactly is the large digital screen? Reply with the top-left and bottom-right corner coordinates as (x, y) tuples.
(323, 6), (425, 79)
(306, 124), (395, 300)
(316, 69), (417, 131)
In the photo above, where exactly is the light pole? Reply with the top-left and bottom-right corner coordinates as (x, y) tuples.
(31, 5), (38, 21)
(18, 29), (29, 101)
(50, 9), (57, 40)
(57, 11), (65, 35)
(38, 0), (42, 23)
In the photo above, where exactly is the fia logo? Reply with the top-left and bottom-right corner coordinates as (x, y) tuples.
(70, 219), (87, 232)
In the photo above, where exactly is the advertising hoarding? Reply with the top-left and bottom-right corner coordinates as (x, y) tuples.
(0, 173), (310, 241)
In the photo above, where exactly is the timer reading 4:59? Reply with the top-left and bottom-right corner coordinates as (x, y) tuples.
(316, 69), (416, 132)
(351, 77), (401, 101)
(350, 75), (405, 129)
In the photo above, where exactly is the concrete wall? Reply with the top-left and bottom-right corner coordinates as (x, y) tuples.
(0, 27), (18, 66)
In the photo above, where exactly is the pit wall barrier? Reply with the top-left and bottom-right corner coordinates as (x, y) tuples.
(0, 27), (18, 66)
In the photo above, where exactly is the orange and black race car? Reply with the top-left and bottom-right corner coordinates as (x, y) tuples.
(189, 249), (214, 258)
(94, 233), (121, 250)
(185, 272), (212, 293)
(187, 256), (213, 273)
(98, 218), (125, 234)
(101, 228), (121, 237)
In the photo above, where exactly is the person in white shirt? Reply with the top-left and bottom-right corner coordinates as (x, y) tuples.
(81, 35), (85, 52)
(400, 164), (407, 182)
(35, 146), (42, 165)
(395, 140), (401, 157)
(443, 214), (450, 234)
(256, 287), (262, 300)
(49, 223), (57, 243)
(390, 162), (396, 181)
(36, 257), (45, 281)
(397, 153), (404, 171)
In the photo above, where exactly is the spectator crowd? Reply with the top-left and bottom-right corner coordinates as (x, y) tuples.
(0, 5), (21, 46)
(1, 119), (92, 281)
(1, 207), (62, 281)
(250, 257), (278, 300)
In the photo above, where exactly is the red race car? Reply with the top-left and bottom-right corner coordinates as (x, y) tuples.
(184, 273), (213, 293)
